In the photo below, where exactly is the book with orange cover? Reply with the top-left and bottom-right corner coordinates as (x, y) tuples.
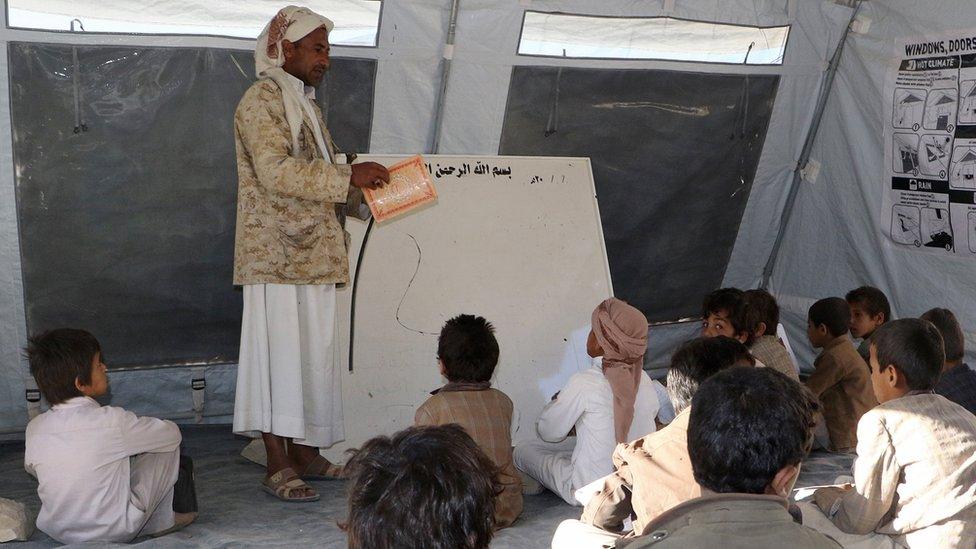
(363, 155), (438, 223)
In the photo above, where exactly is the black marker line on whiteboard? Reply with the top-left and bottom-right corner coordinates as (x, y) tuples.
(396, 233), (437, 336)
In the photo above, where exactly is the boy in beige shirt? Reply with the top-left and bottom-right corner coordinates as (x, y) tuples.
(414, 314), (522, 528)
(808, 319), (976, 548)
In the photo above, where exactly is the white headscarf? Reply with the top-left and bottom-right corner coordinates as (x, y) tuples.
(255, 6), (335, 160)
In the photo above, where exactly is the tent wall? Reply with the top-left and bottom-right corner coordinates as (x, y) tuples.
(0, 0), (852, 434)
(769, 1), (976, 370)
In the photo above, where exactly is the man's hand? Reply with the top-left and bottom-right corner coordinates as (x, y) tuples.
(350, 162), (390, 190)
(813, 484), (853, 513)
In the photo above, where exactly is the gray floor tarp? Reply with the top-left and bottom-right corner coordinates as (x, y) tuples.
(0, 426), (853, 548)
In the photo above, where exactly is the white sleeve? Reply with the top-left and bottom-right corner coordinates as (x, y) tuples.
(537, 374), (587, 442)
(115, 408), (182, 456)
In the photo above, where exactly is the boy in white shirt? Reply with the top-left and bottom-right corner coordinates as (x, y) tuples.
(514, 298), (660, 505)
(24, 329), (197, 544)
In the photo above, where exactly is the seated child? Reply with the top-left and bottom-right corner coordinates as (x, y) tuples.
(343, 424), (500, 549)
(804, 297), (877, 452)
(846, 286), (891, 363)
(414, 314), (522, 528)
(559, 337), (755, 547)
(743, 289), (800, 380)
(514, 298), (660, 506)
(595, 367), (838, 548)
(702, 287), (775, 370)
(701, 287), (750, 343)
(809, 319), (976, 547)
(24, 329), (196, 544)
(921, 308), (976, 415)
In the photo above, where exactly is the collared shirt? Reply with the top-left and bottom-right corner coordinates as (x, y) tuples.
(415, 384), (522, 528)
(830, 393), (976, 547)
(619, 493), (841, 548)
(935, 363), (976, 416)
(581, 408), (698, 536)
(24, 397), (181, 544)
(750, 335), (800, 380)
(537, 358), (660, 492)
(804, 336), (877, 451)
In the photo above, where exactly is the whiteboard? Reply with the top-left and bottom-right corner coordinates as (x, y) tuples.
(325, 155), (613, 460)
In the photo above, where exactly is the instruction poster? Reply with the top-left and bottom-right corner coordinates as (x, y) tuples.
(883, 33), (976, 257)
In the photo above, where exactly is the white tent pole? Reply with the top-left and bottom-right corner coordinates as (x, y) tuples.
(760, 1), (863, 289)
(429, 0), (461, 154)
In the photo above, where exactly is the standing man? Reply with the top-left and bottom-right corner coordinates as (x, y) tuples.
(232, 5), (388, 502)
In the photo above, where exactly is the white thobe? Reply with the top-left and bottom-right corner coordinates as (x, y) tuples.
(24, 397), (181, 544)
(233, 283), (344, 447)
(514, 358), (660, 505)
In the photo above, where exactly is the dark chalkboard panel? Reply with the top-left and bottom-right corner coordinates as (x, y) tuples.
(500, 66), (779, 322)
(11, 43), (375, 367)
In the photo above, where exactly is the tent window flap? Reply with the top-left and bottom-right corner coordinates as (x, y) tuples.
(8, 1), (382, 47)
(518, 11), (789, 65)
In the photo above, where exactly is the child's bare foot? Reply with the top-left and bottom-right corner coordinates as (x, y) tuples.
(149, 511), (198, 537)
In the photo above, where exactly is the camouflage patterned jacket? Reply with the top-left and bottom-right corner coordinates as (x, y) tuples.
(233, 78), (356, 285)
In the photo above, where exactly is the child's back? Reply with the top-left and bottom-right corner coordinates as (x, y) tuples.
(25, 397), (181, 543)
(418, 314), (522, 527)
(416, 386), (522, 527)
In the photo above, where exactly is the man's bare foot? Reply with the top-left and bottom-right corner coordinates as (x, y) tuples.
(286, 439), (323, 473)
(263, 433), (317, 499)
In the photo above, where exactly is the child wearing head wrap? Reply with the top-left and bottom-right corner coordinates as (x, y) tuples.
(513, 298), (661, 506)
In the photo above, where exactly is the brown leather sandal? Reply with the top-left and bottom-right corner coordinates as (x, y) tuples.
(300, 455), (345, 481)
(261, 467), (320, 502)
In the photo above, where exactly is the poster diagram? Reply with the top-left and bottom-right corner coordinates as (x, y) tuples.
(969, 211), (976, 253)
(920, 134), (951, 176)
(960, 80), (976, 123)
(923, 89), (957, 131)
(894, 88), (926, 129)
(883, 34), (976, 259)
(921, 207), (953, 250)
(891, 205), (921, 246)
(893, 133), (920, 174)
(950, 146), (976, 189)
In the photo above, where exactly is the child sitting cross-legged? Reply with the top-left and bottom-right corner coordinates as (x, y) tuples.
(804, 319), (976, 547)
(804, 297), (877, 452)
(514, 298), (660, 506)
(414, 314), (522, 529)
(24, 329), (197, 544)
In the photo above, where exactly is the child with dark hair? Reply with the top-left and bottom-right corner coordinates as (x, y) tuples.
(553, 337), (755, 547)
(701, 288), (751, 343)
(742, 289), (799, 380)
(343, 424), (501, 549)
(921, 307), (976, 415)
(804, 298), (877, 452)
(617, 367), (838, 548)
(24, 329), (196, 544)
(414, 314), (521, 528)
(846, 286), (891, 363)
(808, 319), (976, 547)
